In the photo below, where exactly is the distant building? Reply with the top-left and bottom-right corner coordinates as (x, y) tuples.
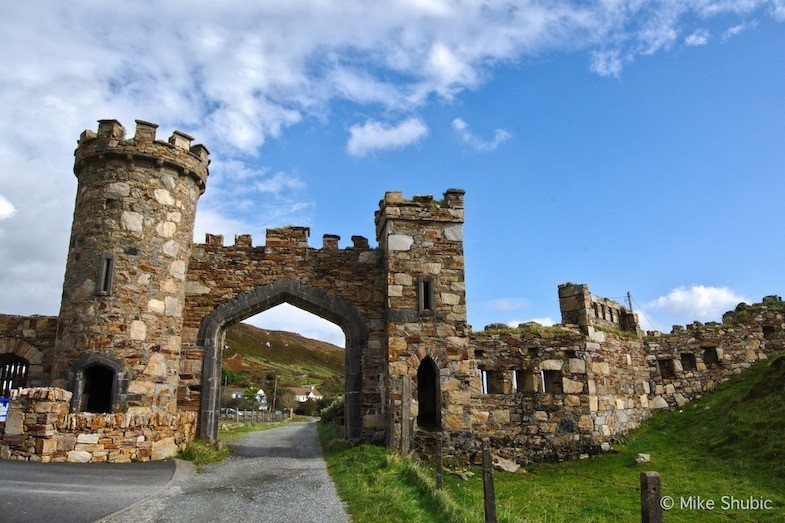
(289, 385), (324, 403)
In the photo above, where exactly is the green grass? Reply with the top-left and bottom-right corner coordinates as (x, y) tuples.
(321, 356), (785, 522)
(317, 421), (473, 522)
(220, 415), (312, 439)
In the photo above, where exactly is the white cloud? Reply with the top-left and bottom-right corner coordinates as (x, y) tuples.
(646, 285), (748, 323)
(0, 195), (15, 220)
(0, 1), (782, 316)
(506, 317), (556, 327)
(482, 298), (531, 312)
(347, 118), (429, 157)
(452, 118), (511, 151)
(723, 21), (757, 39)
(685, 29), (711, 46)
(244, 303), (346, 347)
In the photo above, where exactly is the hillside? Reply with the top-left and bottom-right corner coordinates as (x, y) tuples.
(222, 322), (345, 395)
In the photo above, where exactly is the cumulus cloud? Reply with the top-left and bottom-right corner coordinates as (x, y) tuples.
(0, 1), (782, 316)
(685, 29), (711, 46)
(347, 118), (429, 157)
(452, 118), (511, 151)
(0, 195), (15, 220)
(244, 303), (346, 347)
(646, 285), (748, 323)
(506, 317), (556, 327)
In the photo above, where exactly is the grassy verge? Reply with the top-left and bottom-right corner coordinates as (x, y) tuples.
(318, 420), (473, 522)
(321, 356), (785, 522)
(178, 415), (313, 468)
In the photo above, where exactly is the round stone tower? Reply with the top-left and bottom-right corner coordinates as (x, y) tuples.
(52, 119), (209, 416)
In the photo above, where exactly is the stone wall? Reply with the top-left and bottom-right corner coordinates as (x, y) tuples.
(0, 314), (58, 389)
(470, 326), (650, 463)
(644, 305), (785, 409)
(1, 387), (195, 463)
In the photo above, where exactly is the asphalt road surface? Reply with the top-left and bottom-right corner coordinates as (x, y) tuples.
(107, 419), (350, 523)
(0, 458), (176, 523)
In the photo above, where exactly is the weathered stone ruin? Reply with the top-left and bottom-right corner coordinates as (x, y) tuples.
(0, 119), (782, 463)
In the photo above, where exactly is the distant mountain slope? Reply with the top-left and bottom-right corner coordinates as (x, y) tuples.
(223, 322), (345, 395)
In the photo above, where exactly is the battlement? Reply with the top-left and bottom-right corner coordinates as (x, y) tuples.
(74, 119), (210, 192)
(197, 229), (373, 252)
(558, 282), (640, 335)
(374, 189), (465, 241)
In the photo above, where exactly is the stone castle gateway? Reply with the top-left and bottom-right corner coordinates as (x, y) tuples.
(1, 119), (783, 463)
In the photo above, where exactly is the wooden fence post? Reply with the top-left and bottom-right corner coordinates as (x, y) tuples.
(435, 432), (443, 490)
(482, 438), (497, 523)
(640, 471), (663, 523)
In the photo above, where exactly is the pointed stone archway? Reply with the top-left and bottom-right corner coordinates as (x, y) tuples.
(196, 279), (366, 441)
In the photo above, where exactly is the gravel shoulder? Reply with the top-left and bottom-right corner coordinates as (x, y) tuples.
(106, 419), (350, 523)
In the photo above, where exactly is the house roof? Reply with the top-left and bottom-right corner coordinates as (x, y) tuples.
(288, 385), (324, 397)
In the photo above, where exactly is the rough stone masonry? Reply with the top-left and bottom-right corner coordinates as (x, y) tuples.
(0, 119), (782, 463)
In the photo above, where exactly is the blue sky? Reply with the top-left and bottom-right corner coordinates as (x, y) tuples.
(1, 2), (784, 346)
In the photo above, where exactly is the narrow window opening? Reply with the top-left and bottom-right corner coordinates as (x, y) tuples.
(484, 370), (505, 394)
(515, 369), (536, 393)
(763, 326), (775, 340)
(417, 356), (440, 431)
(702, 347), (720, 366)
(0, 355), (29, 398)
(527, 347), (539, 359)
(680, 353), (697, 372)
(418, 278), (435, 314)
(474, 349), (484, 358)
(658, 358), (675, 378)
(82, 364), (114, 413)
(97, 253), (115, 296)
(565, 350), (577, 359)
(541, 370), (563, 394)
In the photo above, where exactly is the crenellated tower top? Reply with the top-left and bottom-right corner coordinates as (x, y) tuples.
(74, 119), (210, 193)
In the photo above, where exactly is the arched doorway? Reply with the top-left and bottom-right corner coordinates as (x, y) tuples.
(0, 354), (29, 397)
(197, 279), (367, 441)
(82, 364), (115, 413)
(416, 356), (441, 431)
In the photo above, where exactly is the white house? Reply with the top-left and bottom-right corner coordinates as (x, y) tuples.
(289, 385), (324, 403)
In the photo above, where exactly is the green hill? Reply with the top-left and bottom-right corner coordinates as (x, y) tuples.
(222, 322), (345, 395)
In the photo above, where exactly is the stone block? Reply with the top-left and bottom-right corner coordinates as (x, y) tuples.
(67, 450), (92, 463)
(151, 437), (177, 460)
(541, 359), (562, 371)
(4, 410), (24, 436)
(562, 378), (584, 394)
(387, 235), (414, 251)
(568, 358), (586, 374)
(76, 433), (100, 444)
(564, 395), (581, 407)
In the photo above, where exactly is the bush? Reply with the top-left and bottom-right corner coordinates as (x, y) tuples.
(320, 396), (344, 424)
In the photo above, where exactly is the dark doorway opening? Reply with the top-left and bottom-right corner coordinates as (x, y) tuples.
(417, 356), (441, 431)
(83, 364), (114, 413)
(0, 355), (29, 397)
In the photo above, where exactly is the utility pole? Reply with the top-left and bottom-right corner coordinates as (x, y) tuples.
(627, 291), (634, 312)
(271, 376), (277, 412)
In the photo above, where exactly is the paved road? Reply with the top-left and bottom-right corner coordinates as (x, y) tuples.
(0, 459), (176, 523)
(108, 419), (350, 523)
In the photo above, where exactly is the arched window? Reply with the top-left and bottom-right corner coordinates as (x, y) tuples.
(82, 364), (115, 413)
(417, 356), (441, 431)
(0, 354), (29, 397)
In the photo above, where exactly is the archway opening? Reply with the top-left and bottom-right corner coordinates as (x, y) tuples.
(417, 356), (441, 431)
(82, 364), (114, 413)
(0, 354), (29, 398)
(221, 303), (345, 418)
(198, 280), (366, 442)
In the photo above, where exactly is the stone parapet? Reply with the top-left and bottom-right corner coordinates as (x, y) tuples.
(1, 387), (196, 463)
(74, 119), (209, 192)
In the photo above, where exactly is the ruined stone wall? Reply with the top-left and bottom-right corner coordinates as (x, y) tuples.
(558, 282), (640, 335)
(644, 306), (785, 409)
(1, 388), (195, 463)
(470, 326), (650, 463)
(180, 228), (387, 440)
(0, 314), (58, 389)
(52, 119), (209, 416)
